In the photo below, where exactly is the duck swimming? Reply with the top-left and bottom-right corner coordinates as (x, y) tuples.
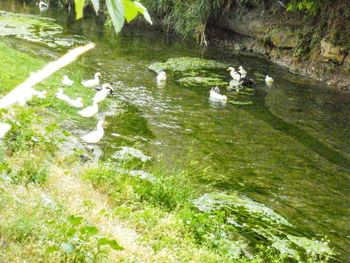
(37, 1), (48, 11)
(265, 75), (274, 85)
(238, 66), (247, 78)
(210, 87), (227, 103)
(81, 72), (101, 88)
(78, 101), (98, 118)
(93, 83), (113, 103)
(55, 88), (70, 101)
(62, 75), (74, 86)
(81, 120), (105, 144)
(17, 88), (47, 106)
(0, 88), (46, 108)
(68, 97), (83, 108)
(157, 71), (167, 82)
(227, 67), (241, 81)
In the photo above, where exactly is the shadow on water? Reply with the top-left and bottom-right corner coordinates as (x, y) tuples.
(251, 91), (350, 172)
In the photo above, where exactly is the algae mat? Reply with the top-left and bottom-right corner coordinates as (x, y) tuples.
(0, 11), (85, 49)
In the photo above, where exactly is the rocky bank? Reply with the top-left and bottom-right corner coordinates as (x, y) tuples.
(210, 1), (350, 90)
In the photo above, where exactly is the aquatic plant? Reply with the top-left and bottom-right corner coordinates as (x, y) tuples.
(148, 57), (228, 73)
(0, 18), (342, 262)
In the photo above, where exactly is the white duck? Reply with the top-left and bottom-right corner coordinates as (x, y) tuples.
(157, 71), (167, 82)
(81, 120), (105, 144)
(228, 79), (242, 91)
(0, 88), (46, 108)
(81, 72), (101, 88)
(227, 67), (241, 81)
(93, 83), (112, 104)
(238, 66), (247, 78)
(78, 101), (98, 118)
(62, 75), (74, 86)
(0, 123), (11, 139)
(68, 97), (83, 108)
(265, 75), (274, 85)
(55, 88), (70, 102)
(209, 87), (227, 103)
(38, 1), (49, 11)
(18, 88), (47, 106)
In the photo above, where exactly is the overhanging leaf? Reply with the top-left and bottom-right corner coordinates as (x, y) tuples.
(134, 2), (152, 25)
(74, 0), (85, 20)
(106, 0), (125, 34)
(122, 0), (138, 22)
(122, 0), (153, 24)
(90, 0), (100, 14)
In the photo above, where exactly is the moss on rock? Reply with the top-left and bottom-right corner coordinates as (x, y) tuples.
(270, 27), (300, 48)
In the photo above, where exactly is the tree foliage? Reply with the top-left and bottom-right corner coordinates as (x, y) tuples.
(286, 0), (322, 13)
(73, 0), (152, 33)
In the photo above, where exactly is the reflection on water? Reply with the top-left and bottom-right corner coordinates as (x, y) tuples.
(1, 1), (350, 260)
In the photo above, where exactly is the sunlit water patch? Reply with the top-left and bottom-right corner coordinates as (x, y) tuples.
(0, 10), (86, 50)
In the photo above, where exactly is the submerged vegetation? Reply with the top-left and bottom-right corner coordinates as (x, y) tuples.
(0, 31), (335, 262)
(0, 1), (349, 262)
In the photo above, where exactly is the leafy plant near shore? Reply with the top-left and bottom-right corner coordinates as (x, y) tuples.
(47, 215), (123, 262)
(286, 0), (321, 13)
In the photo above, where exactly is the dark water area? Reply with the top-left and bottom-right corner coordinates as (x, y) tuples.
(1, 1), (349, 260)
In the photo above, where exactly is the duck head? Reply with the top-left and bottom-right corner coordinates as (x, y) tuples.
(102, 83), (114, 94)
(227, 67), (235, 72)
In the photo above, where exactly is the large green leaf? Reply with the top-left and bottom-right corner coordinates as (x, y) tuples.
(122, 0), (138, 22)
(122, 0), (153, 24)
(134, 1), (152, 25)
(106, 0), (125, 33)
(74, 0), (85, 20)
(90, 0), (100, 14)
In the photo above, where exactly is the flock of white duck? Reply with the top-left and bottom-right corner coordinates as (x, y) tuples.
(0, 72), (113, 144)
(157, 65), (274, 104)
(0, 65), (274, 143)
(56, 72), (113, 144)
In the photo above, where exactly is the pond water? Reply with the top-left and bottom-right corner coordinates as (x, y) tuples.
(1, 1), (349, 261)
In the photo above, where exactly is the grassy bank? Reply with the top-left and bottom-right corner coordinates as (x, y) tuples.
(0, 42), (333, 262)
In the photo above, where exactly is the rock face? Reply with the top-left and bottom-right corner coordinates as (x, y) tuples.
(270, 27), (300, 48)
(214, 7), (350, 90)
(320, 39), (347, 63)
(344, 55), (350, 69)
(249, 19), (269, 39)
